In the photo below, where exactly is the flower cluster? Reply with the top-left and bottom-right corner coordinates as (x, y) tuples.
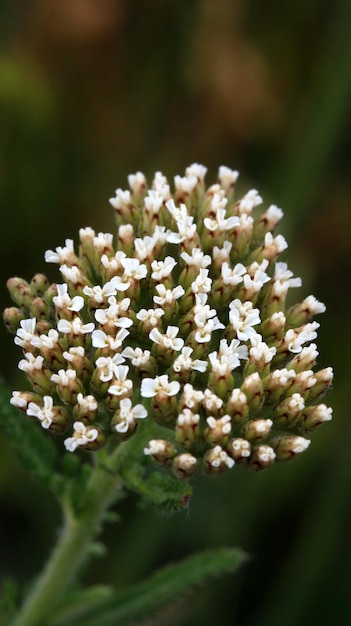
(4, 164), (333, 479)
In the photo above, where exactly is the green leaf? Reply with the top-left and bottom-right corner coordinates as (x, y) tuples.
(0, 378), (58, 486)
(48, 586), (114, 626)
(120, 462), (192, 514)
(77, 547), (247, 626)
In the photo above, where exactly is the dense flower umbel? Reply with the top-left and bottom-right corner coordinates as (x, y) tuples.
(4, 164), (333, 478)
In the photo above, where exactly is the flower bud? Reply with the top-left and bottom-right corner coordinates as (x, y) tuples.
(272, 436), (311, 462)
(204, 445), (235, 474)
(144, 439), (177, 467)
(249, 445), (276, 471)
(172, 453), (198, 479)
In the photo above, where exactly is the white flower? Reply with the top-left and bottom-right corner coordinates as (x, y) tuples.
(243, 262), (270, 293)
(180, 248), (211, 268)
(149, 326), (184, 351)
(173, 347), (208, 373)
(26, 396), (55, 429)
(269, 368), (296, 386)
(264, 232), (288, 254)
(208, 351), (241, 375)
(14, 318), (37, 347)
(144, 190), (164, 214)
(57, 318), (95, 335)
(204, 207), (240, 232)
(76, 393), (98, 412)
(165, 199), (189, 222)
(59, 265), (83, 284)
(91, 328), (129, 350)
(239, 189), (263, 214)
(128, 171), (146, 192)
(213, 240), (232, 263)
(107, 365), (133, 396)
(229, 300), (261, 341)
(285, 322), (319, 353)
(53, 284), (84, 311)
(185, 163), (207, 180)
(101, 251), (127, 274)
(79, 227), (95, 243)
(10, 391), (29, 409)
(191, 269), (212, 294)
(93, 232), (113, 251)
(84, 276), (131, 302)
(312, 404), (333, 422)
(264, 204), (283, 225)
(152, 225), (173, 245)
(64, 421), (99, 452)
(114, 398), (148, 433)
(94, 302), (133, 328)
(221, 262), (246, 286)
(45, 239), (75, 264)
(153, 284), (185, 306)
(136, 308), (164, 326)
(63, 346), (85, 362)
(181, 384), (205, 409)
(300, 295), (326, 316)
(174, 174), (198, 194)
(167, 216), (197, 244)
(18, 353), (44, 372)
(121, 346), (151, 367)
(134, 236), (155, 261)
(109, 188), (131, 209)
(274, 262), (302, 288)
(218, 338), (248, 362)
(151, 256), (177, 281)
(121, 257), (147, 280)
(95, 354), (126, 382)
(51, 369), (76, 386)
(194, 316), (225, 344)
(218, 165), (239, 187)
(249, 334), (276, 363)
(141, 375), (180, 398)
(30, 329), (59, 350)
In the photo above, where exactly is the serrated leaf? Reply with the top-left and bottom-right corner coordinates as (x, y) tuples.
(0, 378), (58, 485)
(77, 547), (247, 626)
(48, 585), (113, 626)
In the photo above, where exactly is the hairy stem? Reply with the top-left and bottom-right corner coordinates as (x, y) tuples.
(13, 448), (123, 626)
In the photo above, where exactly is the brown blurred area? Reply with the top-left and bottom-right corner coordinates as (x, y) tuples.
(1, 2), (351, 625)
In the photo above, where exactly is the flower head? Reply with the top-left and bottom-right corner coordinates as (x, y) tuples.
(5, 163), (333, 482)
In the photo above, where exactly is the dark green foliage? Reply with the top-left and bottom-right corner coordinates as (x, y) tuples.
(65, 547), (246, 626)
(0, 378), (58, 487)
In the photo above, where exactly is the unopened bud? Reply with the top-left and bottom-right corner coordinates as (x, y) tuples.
(204, 445), (235, 474)
(241, 373), (264, 414)
(227, 438), (251, 462)
(241, 418), (273, 442)
(144, 439), (177, 467)
(249, 444), (276, 470)
(3, 307), (24, 334)
(272, 436), (311, 462)
(298, 404), (333, 432)
(272, 393), (305, 428)
(172, 453), (198, 479)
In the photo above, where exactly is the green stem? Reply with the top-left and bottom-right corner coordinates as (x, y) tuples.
(13, 447), (124, 626)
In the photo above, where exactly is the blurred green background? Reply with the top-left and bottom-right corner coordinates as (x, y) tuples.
(0, 1), (350, 624)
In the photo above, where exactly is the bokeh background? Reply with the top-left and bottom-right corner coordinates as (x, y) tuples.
(0, 1), (350, 624)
